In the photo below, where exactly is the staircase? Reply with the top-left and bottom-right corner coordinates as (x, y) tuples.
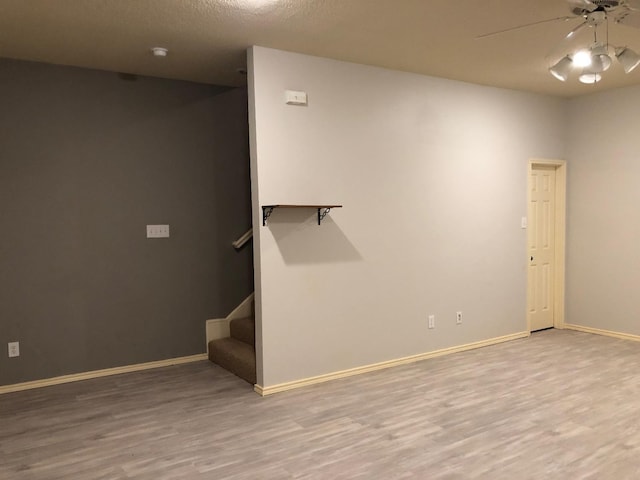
(208, 314), (256, 384)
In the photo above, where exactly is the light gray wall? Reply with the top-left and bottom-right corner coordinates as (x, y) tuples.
(0, 59), (253, 386)
(248, 46), (567, 388)
(566, 85), (640, 335)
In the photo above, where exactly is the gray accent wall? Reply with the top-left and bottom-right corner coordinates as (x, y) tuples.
(0, 59), (253, 386)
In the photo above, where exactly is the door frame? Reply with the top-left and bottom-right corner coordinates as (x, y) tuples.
(527, 159), (567, 331)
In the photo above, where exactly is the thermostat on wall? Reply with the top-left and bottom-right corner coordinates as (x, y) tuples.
(285, 90), (308, 106)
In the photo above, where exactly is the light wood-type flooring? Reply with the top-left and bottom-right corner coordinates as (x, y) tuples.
(2, 329), (640, 479)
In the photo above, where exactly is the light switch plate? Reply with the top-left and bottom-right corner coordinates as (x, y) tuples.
(147, 225), (170, 238)
(8, 342), (19, 358)
(285, 90), (308, 106)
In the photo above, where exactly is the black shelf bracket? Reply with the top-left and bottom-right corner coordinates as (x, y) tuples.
(318, 208), (332, 225)
(262, 206), (274, 226)
(261, 204), (341, 226)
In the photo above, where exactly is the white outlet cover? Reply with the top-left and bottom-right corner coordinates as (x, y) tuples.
(147, 225), (170, 238)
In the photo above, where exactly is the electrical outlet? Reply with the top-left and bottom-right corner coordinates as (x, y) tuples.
(456, 311), (463, 325)
(428, 315), (435, 329)
(8, 342), (19, 358)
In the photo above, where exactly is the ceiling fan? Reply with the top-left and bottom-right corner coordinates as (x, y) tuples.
(477, 0), (640, 83)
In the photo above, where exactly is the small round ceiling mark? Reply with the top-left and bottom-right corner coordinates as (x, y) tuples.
(151, 47), (169, 57)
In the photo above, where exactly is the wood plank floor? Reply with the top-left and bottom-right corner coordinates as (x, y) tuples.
(2, 329), (640, 479)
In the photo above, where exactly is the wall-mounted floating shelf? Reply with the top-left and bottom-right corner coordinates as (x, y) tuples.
(262, 205), (342, 226)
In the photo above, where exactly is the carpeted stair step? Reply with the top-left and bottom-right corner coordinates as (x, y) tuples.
(208, 337), (256, 384)
(230, 316), (255, 346)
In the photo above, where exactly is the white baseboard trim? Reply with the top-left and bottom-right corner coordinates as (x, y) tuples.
(254, 331), (529, 396)
(564, 324), (640, 342)
(0, 353), (208, 395)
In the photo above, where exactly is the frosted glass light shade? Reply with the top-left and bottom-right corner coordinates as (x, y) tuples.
(549, 56), (573, 81)
(616, 47), (640, 73)
(578, 70), (602, 84)
(589, 44), (612, 73)
(590, 53), (612, 73)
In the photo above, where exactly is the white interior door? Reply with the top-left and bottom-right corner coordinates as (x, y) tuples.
(528, 165), (556, 331)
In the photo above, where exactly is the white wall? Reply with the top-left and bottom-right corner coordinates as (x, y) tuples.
(566, 86), (640, 335)
(248, 46), (567, 388)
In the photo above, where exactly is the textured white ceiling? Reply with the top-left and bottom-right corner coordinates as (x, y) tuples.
(1, 0), (640, 97)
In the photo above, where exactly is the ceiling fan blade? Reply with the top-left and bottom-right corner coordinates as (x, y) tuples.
(623, 0), (640, 10)
(614, 1), (640, 28)
(566, 0), (598, 13)
(615, 10), (640, 27)
(476, 16), (574, 39)
(564, 20), (589, 39)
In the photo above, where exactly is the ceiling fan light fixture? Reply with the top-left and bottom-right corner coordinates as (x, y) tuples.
(549, 56), (574, 81)
(578, 70), (602, 84)
(616, 47), (640, 73)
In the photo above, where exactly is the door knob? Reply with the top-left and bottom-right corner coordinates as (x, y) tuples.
(530, 256), (534, 261)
